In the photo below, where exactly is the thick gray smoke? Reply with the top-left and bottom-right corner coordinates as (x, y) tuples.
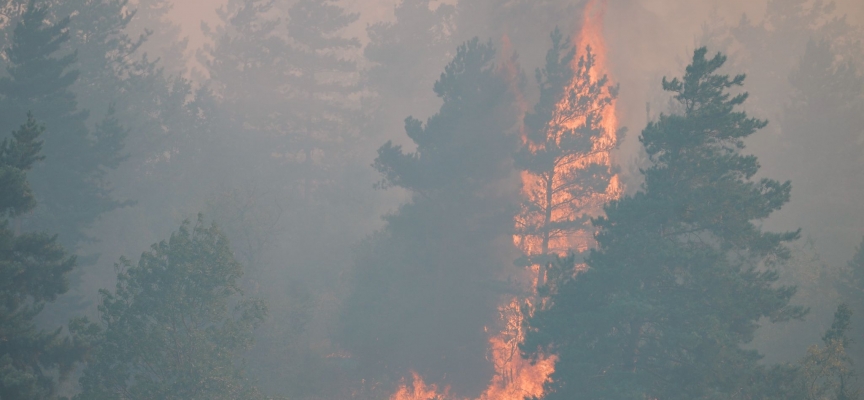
(0, 0), (861, 398)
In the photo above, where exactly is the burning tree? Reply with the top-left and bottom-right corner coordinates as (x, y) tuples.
(523, 48), (807, 400)
(514, 27), (622, 282)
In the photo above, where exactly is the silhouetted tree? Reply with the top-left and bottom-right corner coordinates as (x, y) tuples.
(777, 37), (864, 266)
(204, 0), (363, 162)
(708, 0), (864, 272)
(75, 216), (268, 400)
(0, 114), (81, 399)
(800, 304), (860, 400)
(524, 48), (807, 400)
(843, 238), (864, 368)
(341, 38), (521, 396)
(0, 1), (127, 247)
(201, 2), (379, 396)
(125, 0), (188, 76)
(365, 0), (456, 120)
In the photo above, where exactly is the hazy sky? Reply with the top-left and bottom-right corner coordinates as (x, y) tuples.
(164, 0), (861, 85)
(166, 0), (861, 52)
(164, 0), (862, 155)
(168, 0), (397, 54)
(169, 0), (224, 54)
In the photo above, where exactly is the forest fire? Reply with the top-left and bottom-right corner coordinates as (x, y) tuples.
(513, 0), (620, 262)
(390, 1), (619, 400)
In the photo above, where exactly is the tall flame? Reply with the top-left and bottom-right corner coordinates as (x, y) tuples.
(390, 1), (618, 399)
(514, 0), (620, 262)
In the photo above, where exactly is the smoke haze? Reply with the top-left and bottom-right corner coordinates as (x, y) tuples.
(0, 0), (862, 398)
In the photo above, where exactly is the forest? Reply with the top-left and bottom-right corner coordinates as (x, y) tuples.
(0, 0), (863, 399)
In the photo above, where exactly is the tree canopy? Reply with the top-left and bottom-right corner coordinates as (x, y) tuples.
(524, 47), (806, 400)
(341, 38), (522, 396)
(0, 113), (80, 400)
(75, 216), (268, 400)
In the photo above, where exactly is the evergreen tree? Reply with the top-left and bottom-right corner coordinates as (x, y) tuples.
(453, 0), (583, 69)
(0, 0), (127, 247)
(514, 28), (621, 275)
(75, 216), (269, 400)
(0, 114), (81, 399)
(52, 0), (147, 114)
(125, 0), (188, 76)
(523, 48), (806, 400)
(800, 304), (860, 400)
(201, 2), (376, 396)
(843, 238), (864, 368)
(204, 0), (363, 157)
(340, 38), (521, 396)
(705, 0), (864, 273)
(364, 0), (456, 122)
(777, 37), (864, 269)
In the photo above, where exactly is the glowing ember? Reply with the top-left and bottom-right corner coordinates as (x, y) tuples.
(389, 1), (619, 399)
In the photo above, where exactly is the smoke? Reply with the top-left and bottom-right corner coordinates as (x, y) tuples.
(7, 0), (861, 398)
(134, 0), (864, 391)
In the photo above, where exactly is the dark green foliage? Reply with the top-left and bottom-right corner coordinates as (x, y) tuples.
(341, 38), (521, 395)
(0, 114), (80, 400)
(75, 216), (268, 400)
(0, 113), (43, 217)
(372, 39), (515, 195)
(523, 48), (806, 400)
(0, 0), (128, 247)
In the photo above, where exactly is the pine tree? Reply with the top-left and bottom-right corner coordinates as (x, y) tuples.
(204, 0), (362, 156)
(778, 37), (864, 270)
(365, 0), (456, 118)
(0, 0), (127, 247)
(843, 238), (864, 368)
(52, 0), (147, 114)
(514, 28), (621, 275)
(125, 0), (188, 76)
(201, 2), (375, 396)
(523, 48), (807, 400)
(341, 38), (521, 396)
(0, 114), (81, 399)
(717, 0), (864, 273)
(75, 216), (268, 400)
(800, 304), (860, 400)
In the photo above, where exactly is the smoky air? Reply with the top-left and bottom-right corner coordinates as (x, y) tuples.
(0, 0), (862, 399)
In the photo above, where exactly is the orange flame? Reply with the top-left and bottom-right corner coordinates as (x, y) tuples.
(390, 372), (450, 400)
(390, 1), (618, 399)
(514, 0), (620, 260)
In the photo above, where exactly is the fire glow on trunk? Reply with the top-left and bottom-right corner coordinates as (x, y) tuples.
(390, 1), (620, 398)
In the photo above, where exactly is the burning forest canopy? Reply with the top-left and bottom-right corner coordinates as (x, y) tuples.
(0, 0), (863, 399)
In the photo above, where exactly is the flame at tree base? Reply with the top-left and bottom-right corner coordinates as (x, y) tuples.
(480, 298), (556, 400)
(390, 1), (616, 399)
(391, 372), (449, 400)
(389, 299), (556, 400)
